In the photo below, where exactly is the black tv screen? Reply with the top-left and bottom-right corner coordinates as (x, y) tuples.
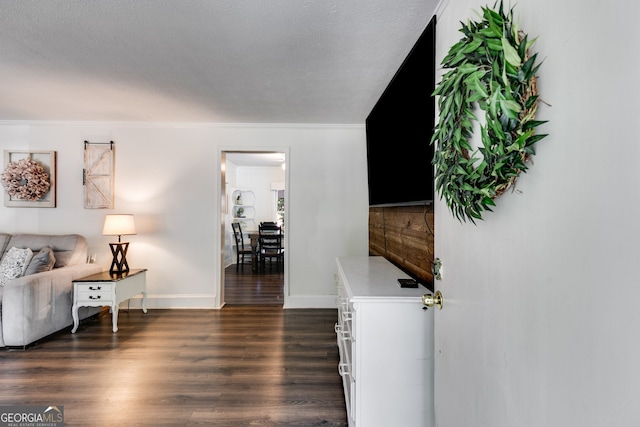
(366, 15), (436, 207)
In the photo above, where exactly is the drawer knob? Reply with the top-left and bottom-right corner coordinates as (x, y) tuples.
(89, 295), (102, 300)
(89, 286), (102, 290)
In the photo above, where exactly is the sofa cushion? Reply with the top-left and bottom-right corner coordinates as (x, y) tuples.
(0, 247), (33, 286)
(24, 246), (56, 276)
(3, 234), (88, 268)
(0, 286), (3, 347)
(0, 234), (10, 256)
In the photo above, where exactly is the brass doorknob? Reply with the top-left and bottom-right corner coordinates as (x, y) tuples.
(422, 290), (443, 310)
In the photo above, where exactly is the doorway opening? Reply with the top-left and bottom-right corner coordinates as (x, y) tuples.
(219, 149), (288, 307)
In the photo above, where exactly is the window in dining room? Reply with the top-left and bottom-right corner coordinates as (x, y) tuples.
(270, 181), (285, 226)
(277, 190), (285, 224)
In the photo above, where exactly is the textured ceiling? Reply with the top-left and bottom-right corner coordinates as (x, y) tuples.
(0, 0), (438, 124)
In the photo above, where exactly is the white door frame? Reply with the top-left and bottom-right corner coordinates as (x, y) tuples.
(215, 147), (290, 308)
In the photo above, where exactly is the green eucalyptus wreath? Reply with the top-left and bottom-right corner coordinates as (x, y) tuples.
(430, 2), (547, 223)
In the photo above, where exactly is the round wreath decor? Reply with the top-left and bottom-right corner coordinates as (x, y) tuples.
(1, 158), (51, 201)
(430, 2), (547, 223)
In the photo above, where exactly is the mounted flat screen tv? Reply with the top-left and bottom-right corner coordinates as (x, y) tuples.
(366, 15), (436, 207)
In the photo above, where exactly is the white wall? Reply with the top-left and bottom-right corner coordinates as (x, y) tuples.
(223, 158), (238, 267)
(0, 123), (369, 308)
(233, 164), (285, 226)
(434, 0), (640, 425)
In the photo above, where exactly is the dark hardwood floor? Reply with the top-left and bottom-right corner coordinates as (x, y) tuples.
(224, 263), (284, 305)
(0, 292), (346, 425)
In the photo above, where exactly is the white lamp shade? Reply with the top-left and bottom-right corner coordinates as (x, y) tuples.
(103, 214), (137, 236)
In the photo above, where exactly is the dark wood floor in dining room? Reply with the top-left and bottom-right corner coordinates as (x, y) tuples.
(224, 263), (284, 305)
(0, 270), (347, 426)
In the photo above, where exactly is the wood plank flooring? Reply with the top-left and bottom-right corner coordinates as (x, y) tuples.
(0, 307), (347, 426)
(224, 264), (284, 305)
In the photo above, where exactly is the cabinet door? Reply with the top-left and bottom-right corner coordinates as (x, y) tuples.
(354, 302), (434, 427)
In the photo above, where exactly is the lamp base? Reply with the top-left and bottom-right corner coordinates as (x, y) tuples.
(109, 242), (130, 275)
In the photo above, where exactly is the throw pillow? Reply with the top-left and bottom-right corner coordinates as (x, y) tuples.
(24, 246), (56, 276)
(0, 247), (34, 286)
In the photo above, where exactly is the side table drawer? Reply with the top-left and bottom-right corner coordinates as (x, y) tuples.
(76, 283), (113, 303)
(76, 283), (113, 293)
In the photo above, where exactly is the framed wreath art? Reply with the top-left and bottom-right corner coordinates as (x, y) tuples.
(1, 150), (56, 208)
(431, 2), (548, 223)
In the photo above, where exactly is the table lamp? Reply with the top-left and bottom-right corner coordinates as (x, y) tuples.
(103, 214), (136, 275)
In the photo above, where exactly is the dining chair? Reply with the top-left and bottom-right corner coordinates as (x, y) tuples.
(258, 223), (284, 271)
(259, 221), (279, 229)
(232, 222), (254, 271)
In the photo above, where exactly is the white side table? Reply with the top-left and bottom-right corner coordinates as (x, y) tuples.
(71, 269), (147, 333)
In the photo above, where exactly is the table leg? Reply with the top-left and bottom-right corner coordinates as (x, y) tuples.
(252, 249), (257, 271)
(251, 235), (258, 271)
(71, 303), (79, 333)
(142, 291), (148, 313)
(112, 304), (119, 332)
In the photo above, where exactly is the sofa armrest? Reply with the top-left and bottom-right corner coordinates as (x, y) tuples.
(2, 263), (103, 346)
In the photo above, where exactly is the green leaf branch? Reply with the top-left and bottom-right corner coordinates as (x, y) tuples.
(431, 1), (548, 223)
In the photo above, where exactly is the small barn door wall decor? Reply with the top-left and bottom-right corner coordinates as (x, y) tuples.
(83, 141), (115, 209)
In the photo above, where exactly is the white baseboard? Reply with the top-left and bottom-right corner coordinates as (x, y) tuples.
(120, 294), (219, 309)
(283, 295), (338, 309)
(121, 294), (339, 309)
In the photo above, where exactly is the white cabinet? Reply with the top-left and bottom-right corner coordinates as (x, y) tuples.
(335, 256), (434, 427)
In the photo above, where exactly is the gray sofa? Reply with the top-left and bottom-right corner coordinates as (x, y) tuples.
(0, 233), (102, 347)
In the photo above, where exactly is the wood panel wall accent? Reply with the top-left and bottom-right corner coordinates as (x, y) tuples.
(369, 205), (434, 289)
(83, 141), (114, 209)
